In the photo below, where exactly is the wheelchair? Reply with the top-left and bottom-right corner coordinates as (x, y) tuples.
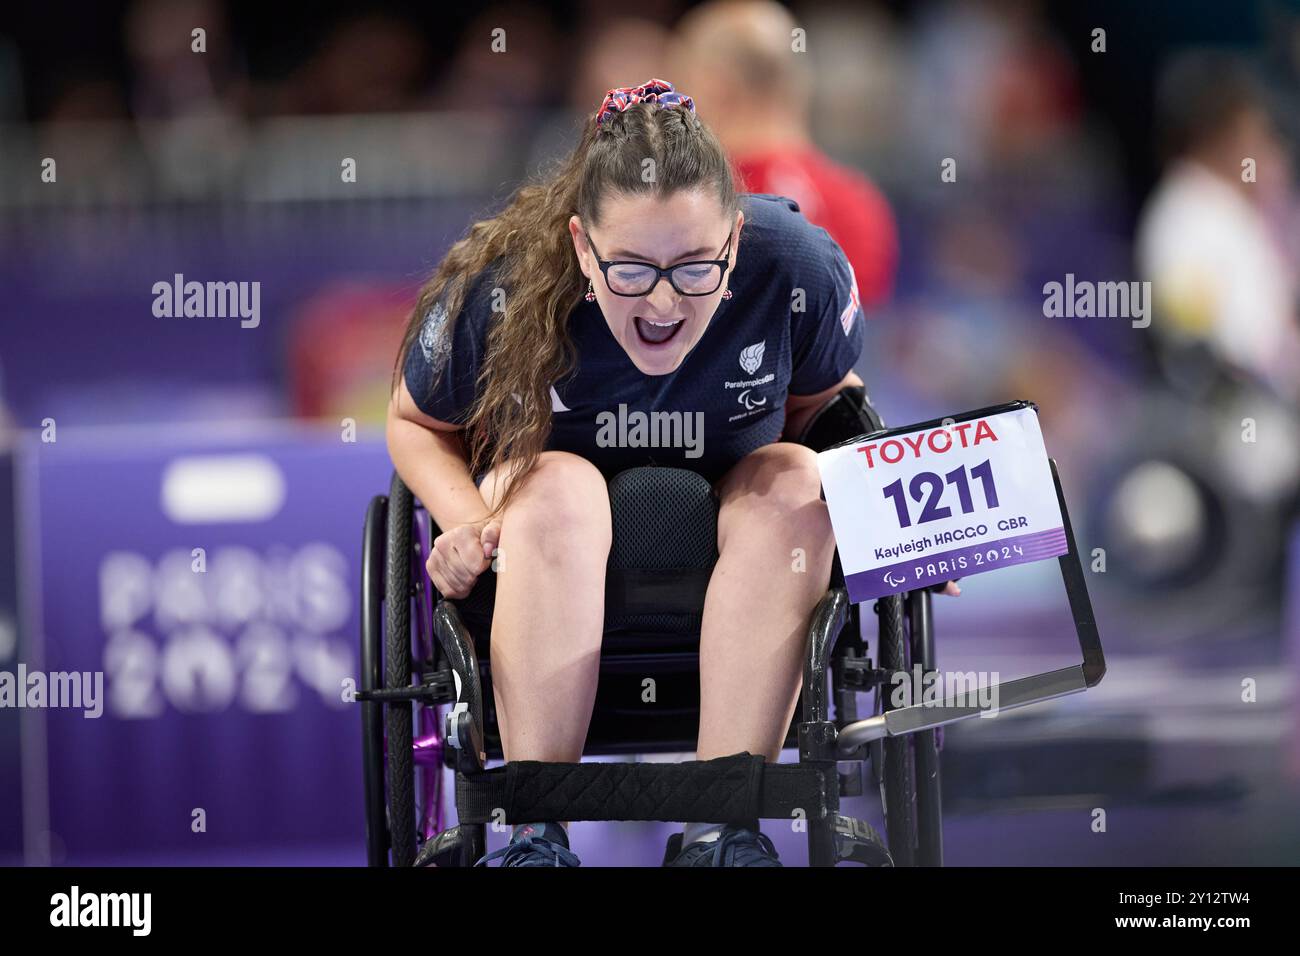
(357, 387), (1106, 866)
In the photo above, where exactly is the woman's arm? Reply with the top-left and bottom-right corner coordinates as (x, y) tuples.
(386, 377), (493, 532)
(782, 369), (865, 442)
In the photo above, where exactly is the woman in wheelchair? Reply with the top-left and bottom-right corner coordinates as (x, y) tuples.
(387, 79), (886, 866)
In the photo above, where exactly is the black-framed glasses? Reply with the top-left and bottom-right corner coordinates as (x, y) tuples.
(586, 231), (734, 297)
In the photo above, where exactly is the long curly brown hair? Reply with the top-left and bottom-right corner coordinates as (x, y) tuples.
(394, 99), (739, 517)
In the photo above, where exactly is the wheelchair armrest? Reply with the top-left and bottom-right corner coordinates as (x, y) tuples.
(795, 384), (886, 452)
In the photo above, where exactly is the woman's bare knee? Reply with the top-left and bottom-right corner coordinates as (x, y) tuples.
(499, 452), (612, 560)
(718, 443), (830, 544)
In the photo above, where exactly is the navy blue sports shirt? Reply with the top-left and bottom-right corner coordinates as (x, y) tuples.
(404, 193), (865, 484)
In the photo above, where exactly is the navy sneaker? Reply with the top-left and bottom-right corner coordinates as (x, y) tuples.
(663, 824), (783, 867)
(475, 823), (581, 867)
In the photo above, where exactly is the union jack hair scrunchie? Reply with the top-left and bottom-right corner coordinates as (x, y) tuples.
(595, 78), (696, 127)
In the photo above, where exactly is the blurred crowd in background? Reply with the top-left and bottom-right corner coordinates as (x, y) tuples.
(1, 0), (1298, 642)
(2, 0), (1300, 867)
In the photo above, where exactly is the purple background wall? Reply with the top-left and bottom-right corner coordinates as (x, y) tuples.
(0, 200), (486, 428)
(15, 427), (390, 863)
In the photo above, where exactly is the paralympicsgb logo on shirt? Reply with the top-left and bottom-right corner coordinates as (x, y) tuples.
(726, 340), (774, 391)
(739, 341), (765, 375)
(725, 340), (775, 422)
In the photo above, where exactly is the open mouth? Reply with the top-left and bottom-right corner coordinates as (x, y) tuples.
(633, 316), (686, 346)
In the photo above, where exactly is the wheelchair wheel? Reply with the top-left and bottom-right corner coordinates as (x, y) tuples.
(876, 593), (918, 866)
(360, 496), (389, 866)
(384, 473), (418, 867)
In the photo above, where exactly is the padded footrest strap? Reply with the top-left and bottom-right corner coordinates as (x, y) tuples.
(455, 752), (830, 825)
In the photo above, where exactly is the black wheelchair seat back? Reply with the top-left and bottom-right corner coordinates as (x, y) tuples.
(604, 466), (719, 636)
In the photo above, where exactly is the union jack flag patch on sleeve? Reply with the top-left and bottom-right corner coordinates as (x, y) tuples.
(839, 260), (861, 335)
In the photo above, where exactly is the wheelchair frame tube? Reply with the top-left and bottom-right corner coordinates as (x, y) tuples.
(907, 589), (944, 867)
(411, 504), (445, 841)
(800, 588), (851, 867)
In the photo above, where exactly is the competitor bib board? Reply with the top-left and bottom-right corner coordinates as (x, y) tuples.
(818, 401), (1068, 604)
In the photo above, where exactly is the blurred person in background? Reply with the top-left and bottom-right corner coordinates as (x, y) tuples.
(1136, 50), (1299, 404)
(904, 0), (1080, 183)
(1113, 51), (1300, 632)
(673, 0), (898, 308)
(569, 18), (673, 111)
(125, 0), (247, 120)
(124, 0), (250, 193)
(427, 4), (562, 112)
(525, 17), (675, 170)
(272, 12), (428, 115)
